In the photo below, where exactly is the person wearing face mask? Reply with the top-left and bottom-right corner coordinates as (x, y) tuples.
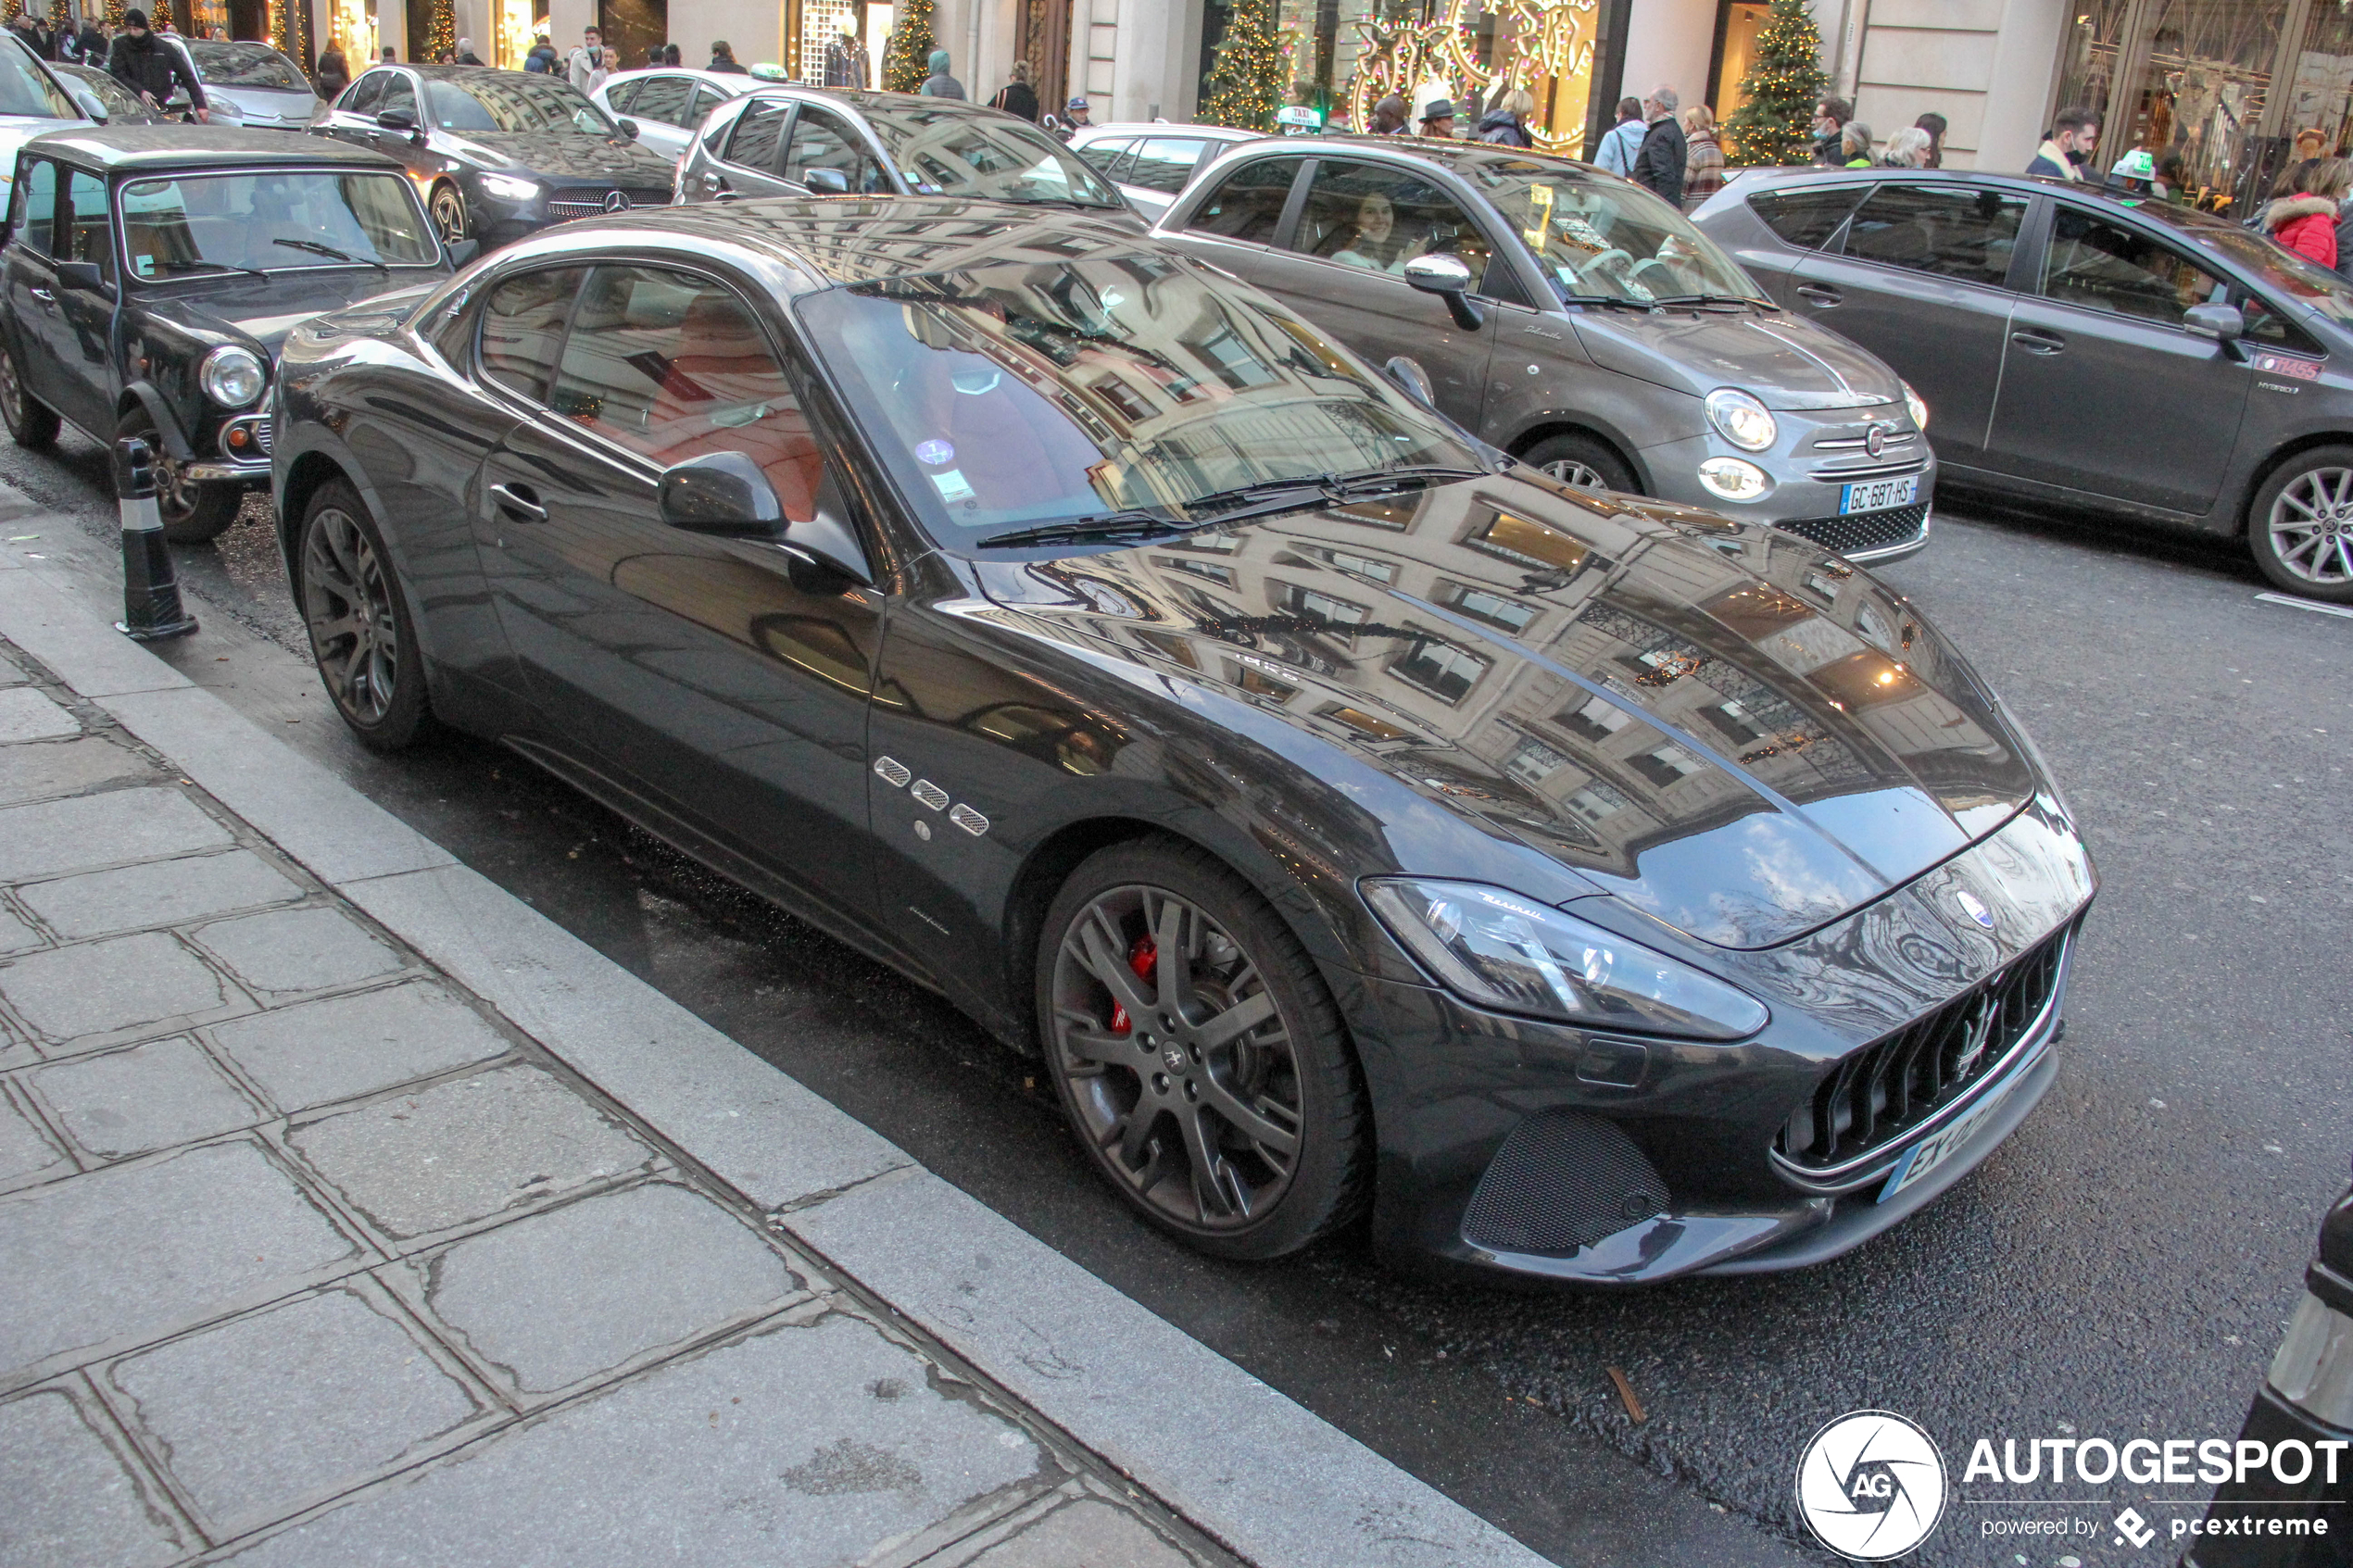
(2029, 106), (2098, 181)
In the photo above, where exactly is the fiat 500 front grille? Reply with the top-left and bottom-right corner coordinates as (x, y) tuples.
(1774, 925), (2070, 1175)
(1776, 503), (1929, 558)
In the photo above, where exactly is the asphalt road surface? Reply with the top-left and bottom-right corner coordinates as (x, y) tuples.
(7, 421), (2347, 1567)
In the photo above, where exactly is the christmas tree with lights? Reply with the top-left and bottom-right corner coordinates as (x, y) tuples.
(880, 0), (934, 92)
(1724, 0), (1829, 167)
(423, 0), (454, 59)
(1201, 0), (1285, 133)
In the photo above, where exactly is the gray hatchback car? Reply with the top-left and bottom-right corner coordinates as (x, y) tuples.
(1152, 137), (1936, 561)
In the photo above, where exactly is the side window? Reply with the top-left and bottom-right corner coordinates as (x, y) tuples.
(15, 158), (56, 257)
(1186, 157), (1301, 244)
(603, 79), (641, 112)
(1291, 159), (1495, 285)
(477, 266), (586, 403)
(2235, 288), (2325, 354)
(628, 75), (692, 126)
(376, 73), (416, 120)
(63, 169), (109, 278)
(1748, 185), (1864, 249)
(687, 85), (725, 126)
(726, 99), (790, 171)
(1843, 183), (2026, 287)
(549, 266), (826, 520)
(785, 110), (885, 194)
(343, 71), (384, 113)
(2039, 206), (2226, 327)
(1126, 138), (1208, 195)
(1076, 136), (1132, 178)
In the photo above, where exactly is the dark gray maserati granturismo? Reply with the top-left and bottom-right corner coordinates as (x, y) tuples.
(270, 197), (2095, 1286)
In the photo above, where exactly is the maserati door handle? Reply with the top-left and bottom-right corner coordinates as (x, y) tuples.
(489, 482), (547, 521)
(2009, 330), (2065, 355)
(1794, 283), (1842, 306)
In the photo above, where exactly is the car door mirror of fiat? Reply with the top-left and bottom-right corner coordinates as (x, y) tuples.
(1403, 253), (1485, 331)
(1382, 355), (1437, 409)
(2183, 301), (2245, 346)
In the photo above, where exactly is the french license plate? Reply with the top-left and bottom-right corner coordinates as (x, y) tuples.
(1879, 1076), (2016, 1203)
(1840, 474), (1919, 515)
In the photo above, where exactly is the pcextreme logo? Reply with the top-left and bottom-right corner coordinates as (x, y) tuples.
(1796, 1410), (1949, 1561)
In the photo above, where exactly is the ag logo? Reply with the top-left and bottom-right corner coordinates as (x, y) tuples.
(1795, 1410), (1947, 1561)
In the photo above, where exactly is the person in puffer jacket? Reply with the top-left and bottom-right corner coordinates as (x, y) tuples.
(2264, 159), (2348, 270)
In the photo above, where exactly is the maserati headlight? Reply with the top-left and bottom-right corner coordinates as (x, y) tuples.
(199, 345), (266, 408)
(1903, 379), (1930, 433)
(478, 172), (538, 202)
(1363, 879), (1769, 1040)
(1705, 387), (1778, 451)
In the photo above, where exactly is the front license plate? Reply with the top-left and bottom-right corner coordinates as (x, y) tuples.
(1840, 474), (1919, 515)
(1879, 1077), (2016, 1203)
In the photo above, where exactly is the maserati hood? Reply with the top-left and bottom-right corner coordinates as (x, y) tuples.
(1572, 307), (1905, 411)
(974, 472), (2040, 949)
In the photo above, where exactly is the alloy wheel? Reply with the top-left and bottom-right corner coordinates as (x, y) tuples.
(0, 349), (22, 428)
(2267, 467), (2353, 588)
(430, 186), (468, 245)
(1049, 884), (1303, 1230)
(1543, 458), (1607, 490)
(301, 507), (400, 725)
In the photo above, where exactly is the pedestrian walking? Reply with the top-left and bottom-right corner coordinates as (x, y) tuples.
(523, 33), (555, 70)
(1595, 96), (1643, 175)
(1839, 120), (1874, 167)
(59, 6), (106, 64)
(6, 6), (54, 60)
(2028, 106), (2097, 180)
(455, 36), (484, 64)
(1915, 111), (1946, 169)
(314, 35), (349, 98)
(379, 44), (396, 62)
(1879, 125), (1932, 169)
(989, 59), (1038, 120)
(2265, 158), (2348, 270)
(565, 26), (604, 92)
(1631, 85), (1686, 206)
(1369, 93), (1408, 134)
(1476, 86), (1534, 147)
(1416, 97), (1456, 138)
(1811, 96), (1850, 166)
(1061, 94), (1090, 134)
(919, 47), (964, 99)
(1682, 102), (1724, 205)
(706, 39), (747, 73)
(108, 11), (205, 119)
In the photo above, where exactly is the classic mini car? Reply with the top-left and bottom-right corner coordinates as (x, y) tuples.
(269, 199), (2094, 1285)
(1154, 137), (1938, 563)
(0, 127), (458, 542)
(315, 64), (675, 248)
(674, 88), (1131, 222)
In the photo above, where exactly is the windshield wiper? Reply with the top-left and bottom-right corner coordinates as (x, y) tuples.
(974, 511), (1199, 549)
(154, 257), (268, 279)
(975, 466), (1489, 549)
(273, 237), (386, 271)
(1650, 293), (1776, 310)
(1561, 293), (1659, 312)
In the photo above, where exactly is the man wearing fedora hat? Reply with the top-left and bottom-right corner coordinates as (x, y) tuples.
(1417, 98), (1457, 138)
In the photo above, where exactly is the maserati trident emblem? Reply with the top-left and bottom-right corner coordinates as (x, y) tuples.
(1954, 889), (1996, 930)
(602, 190), (632, 213)
(1161, 1046), (1186, 1073)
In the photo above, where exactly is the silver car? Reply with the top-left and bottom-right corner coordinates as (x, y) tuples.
(590, 67), (764, 161)
(1067, 121), (1260, 221)
(674, 87), (1128, 220)
(1153, 137), (1938, 561)
(164, 38), (319, 130)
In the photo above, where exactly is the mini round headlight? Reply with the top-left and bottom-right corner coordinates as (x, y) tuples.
(1705, 387), (1778, 452)
(1903, 379), (1930, 433)
(199, 345), (266, 408)
(1697, 457), (1770, 502)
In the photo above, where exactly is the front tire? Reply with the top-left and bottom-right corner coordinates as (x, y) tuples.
(1038, 837), (1368, 1260)
(429, 182), (469, 245)
(1520, 431), (1639, 495)
(0, 339), (59, 449)
(297, 480), (439, 751)
(114, 407), (240, 545)
(2249, 447), (2353, 603)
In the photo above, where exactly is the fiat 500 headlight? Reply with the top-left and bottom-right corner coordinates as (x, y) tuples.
(199, 345), (266, 408)
(1705, 387), (1778, 451)
(1364, 879), (1768, 1040)
(1903, 379), (1930, 432)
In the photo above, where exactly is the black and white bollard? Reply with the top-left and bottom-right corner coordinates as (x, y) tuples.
(114, 436), (196, 643)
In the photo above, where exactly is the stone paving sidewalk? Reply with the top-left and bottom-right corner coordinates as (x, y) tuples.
(0, 632), (1225, 1568)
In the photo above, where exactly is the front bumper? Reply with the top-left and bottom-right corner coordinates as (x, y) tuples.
(1638, 410), (1938, 564)
(1353, 799), (2093, 1286)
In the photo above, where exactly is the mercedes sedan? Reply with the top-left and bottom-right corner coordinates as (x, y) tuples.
(271, 198), (2095, 1286)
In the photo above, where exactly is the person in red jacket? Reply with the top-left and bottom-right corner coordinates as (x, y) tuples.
(2263, 157), (2349, 270)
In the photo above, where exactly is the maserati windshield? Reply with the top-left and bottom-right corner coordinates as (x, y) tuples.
(796, 255), (1481, 547)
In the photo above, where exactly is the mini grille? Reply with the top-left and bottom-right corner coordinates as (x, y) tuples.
(949, 803), (989, 836)
(1776, 503), (1929, 557)
(248, 418), (273, 456)
(1776, 925), (2070, 1172)
(873, 757), (911, 787)
(910, 780), (950, 811)
(1461, 1110), (1668, 1255)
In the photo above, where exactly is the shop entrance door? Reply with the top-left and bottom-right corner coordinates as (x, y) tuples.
(1020, 0), (1069, 113)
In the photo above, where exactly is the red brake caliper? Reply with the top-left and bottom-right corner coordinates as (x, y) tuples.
(1109, 935), (1157, 1035)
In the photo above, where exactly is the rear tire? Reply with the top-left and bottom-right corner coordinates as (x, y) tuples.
(114, 407), (240, 545)
(1037, 836), (1368, 1261)
(2249, 446), (2353, 603)
(297, 479), (440, 752)
(0, 339), (59, 449)
(1520, 431), (1639, 495)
